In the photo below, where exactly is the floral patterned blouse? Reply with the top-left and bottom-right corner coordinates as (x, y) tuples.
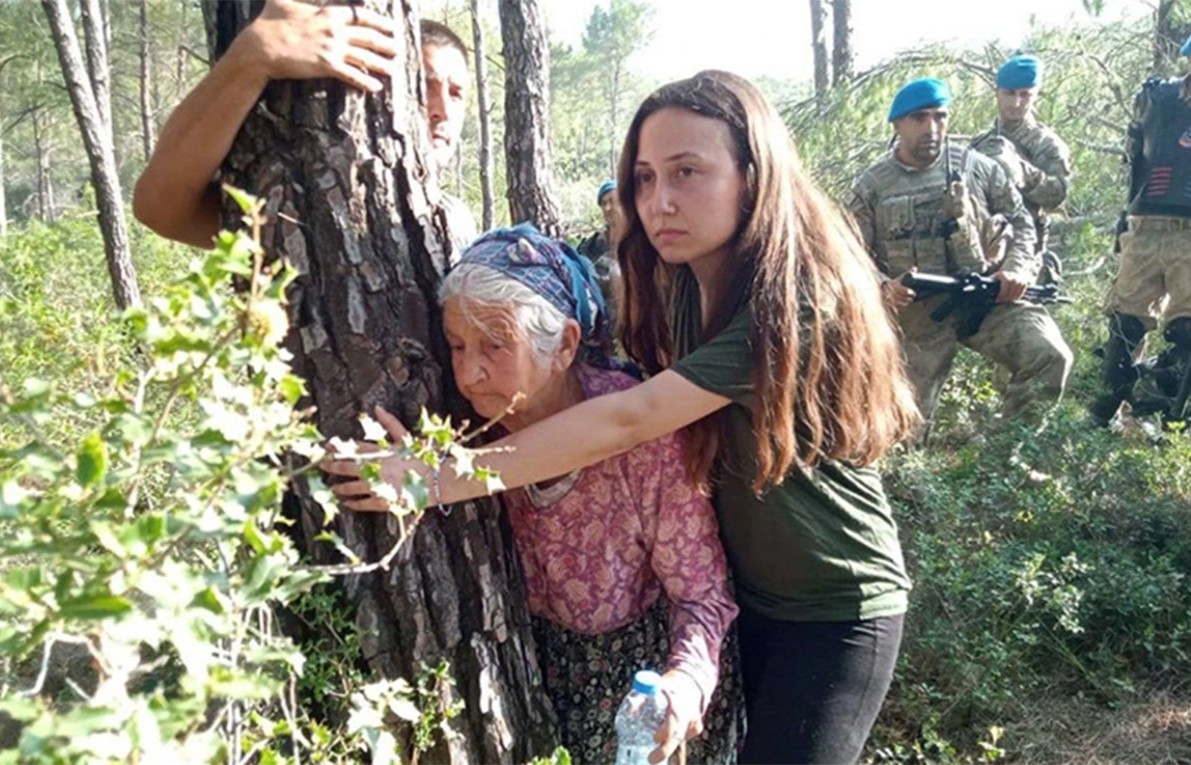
(502, 365), (738, 709)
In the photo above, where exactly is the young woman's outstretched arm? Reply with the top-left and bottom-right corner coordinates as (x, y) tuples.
(324, 369), (730, 509)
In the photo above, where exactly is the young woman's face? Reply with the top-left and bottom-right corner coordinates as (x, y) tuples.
(442, 299), (555, 422)
(633, 107), (746, 271)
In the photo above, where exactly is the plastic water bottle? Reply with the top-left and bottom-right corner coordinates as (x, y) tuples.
(615, 669), (668, 765)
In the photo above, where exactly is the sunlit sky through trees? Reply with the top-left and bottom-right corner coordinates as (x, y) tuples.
(538, 0), (1152, 83)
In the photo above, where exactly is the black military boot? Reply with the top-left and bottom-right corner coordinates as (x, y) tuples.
(1089, 313), (1147, 427)
(1133, 317), (1191, 424)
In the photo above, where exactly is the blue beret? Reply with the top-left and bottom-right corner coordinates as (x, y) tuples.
(1182, 34), (1191, 57)
(996, 55), (1042, 89)
(597, 180), (617, 204)
(888, 78), (952, 122)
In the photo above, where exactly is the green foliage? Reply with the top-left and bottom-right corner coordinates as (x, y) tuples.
(549, 0), (655, 235)
(346, 662), (463, 765)
(527, 746), (573, 765)
(0, 196), (477, 763)
(872, 411), (1191, 758)
(776, 12), (1191, 761)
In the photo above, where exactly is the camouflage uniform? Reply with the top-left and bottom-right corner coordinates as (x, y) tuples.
(1092, 75), (1191, 424)
(971, 116), (1072, 278)
(849, 143), (1073, 432)
(577, 229), (621, 322)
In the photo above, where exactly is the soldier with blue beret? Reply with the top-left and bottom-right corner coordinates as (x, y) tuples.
(972, 54), (1073, 286)
(849, 77), (1072, 439)
(576, 180), (624, 324)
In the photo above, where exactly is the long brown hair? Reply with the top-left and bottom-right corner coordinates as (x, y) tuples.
(616, 70), (919, 492)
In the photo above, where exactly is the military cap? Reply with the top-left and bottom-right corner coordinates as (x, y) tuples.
(597, 180), (617, 204)
(888, 78), (952, 122)
(996, 55), (1042, 89)
(1181, 33), (1191, 57)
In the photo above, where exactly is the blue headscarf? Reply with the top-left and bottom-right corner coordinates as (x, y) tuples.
(455, 223), (631, 374)
(996, 55), (1042, 89)
(888, 77), (951, 122)
(597, 180), (618, 204)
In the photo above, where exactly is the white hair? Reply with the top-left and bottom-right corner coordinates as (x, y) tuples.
(438, 263), (569, 364)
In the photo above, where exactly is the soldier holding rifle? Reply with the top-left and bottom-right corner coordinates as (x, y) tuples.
(848, 77), (1073, 437)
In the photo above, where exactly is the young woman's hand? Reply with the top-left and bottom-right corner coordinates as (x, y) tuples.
(321, 406), (427, 512)
(649, 670), (705, 764)
(232, 0), (399, 93)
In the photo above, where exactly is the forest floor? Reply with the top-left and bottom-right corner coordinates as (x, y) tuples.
(1012, 680), (1191, 764)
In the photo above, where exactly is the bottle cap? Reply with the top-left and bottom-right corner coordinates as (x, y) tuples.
(631, 669), (661, 695)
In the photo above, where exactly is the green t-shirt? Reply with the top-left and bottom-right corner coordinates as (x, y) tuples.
(670, 269), (910, 622)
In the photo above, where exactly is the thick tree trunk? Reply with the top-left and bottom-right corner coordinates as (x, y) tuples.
(80, 0), (113, 139)
(831, 0), (853, 87)
(207, 3), (555, 763)
(41, 0), (140, 310)
(139, 0), (155, 162)
(498, 0), (561, 235)
(469, 0), (495, 232)
(810, 0), (829, 100)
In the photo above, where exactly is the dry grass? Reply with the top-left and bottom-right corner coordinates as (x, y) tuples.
(1009, 682), (1191, 764)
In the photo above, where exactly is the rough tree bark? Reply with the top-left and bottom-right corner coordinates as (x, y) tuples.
(42, 0), (140, 310)
(206, 2), (555, 762)
(497, 0), (561, 235)
(139, 0), (155, 161)
(809, 0), (828, 100)
(469, 0), (495, 231)
(80, 0), (112, 139)
(831, 0), (853, 87)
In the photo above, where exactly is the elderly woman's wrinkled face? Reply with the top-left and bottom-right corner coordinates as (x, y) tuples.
(443, 298), (557, 423)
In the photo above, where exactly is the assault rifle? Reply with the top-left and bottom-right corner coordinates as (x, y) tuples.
(900, 272), (1071, 340)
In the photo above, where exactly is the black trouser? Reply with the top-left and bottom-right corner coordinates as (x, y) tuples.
(737, 607), (904, 765)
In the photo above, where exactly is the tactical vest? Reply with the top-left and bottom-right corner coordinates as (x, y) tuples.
(1129, 77), (1191, 217)
(869, 145), (987, 277)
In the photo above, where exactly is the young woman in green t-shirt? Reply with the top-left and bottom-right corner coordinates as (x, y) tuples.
(327, 70), (919, 763)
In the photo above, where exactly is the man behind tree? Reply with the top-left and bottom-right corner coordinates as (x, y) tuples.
(847, 77), (1072, 437)
(133, 0), (477, 254)
(971, 55), (1072, 285)
(1090, 35), (1191, 427)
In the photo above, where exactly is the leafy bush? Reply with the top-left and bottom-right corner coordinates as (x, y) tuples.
(778, 13), (1191, 761)
(0, 198), (470, 763)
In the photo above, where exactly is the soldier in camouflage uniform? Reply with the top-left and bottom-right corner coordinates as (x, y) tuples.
(576, 180), (624, 323)
(849, 78), (1073, 437)
(971, 55), (1072, 284)
(1090, 35), (1191, 427)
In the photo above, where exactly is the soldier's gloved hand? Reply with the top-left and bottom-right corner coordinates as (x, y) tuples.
(883, 270), (917, 311)
(992, 270), (1030, 304)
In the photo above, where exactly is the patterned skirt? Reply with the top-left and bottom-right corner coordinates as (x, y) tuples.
(531, 601), (745, 764)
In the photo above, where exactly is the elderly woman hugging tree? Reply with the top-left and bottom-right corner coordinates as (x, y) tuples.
(351, 225), (743, 764)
